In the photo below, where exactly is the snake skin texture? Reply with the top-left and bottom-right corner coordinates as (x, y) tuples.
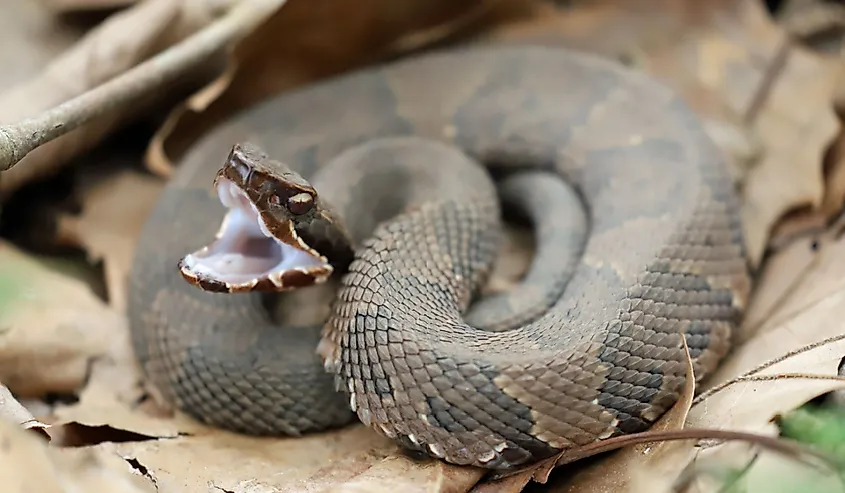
(127, 45), (751, 470)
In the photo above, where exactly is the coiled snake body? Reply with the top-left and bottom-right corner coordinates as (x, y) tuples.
(128, 45), (750, 470)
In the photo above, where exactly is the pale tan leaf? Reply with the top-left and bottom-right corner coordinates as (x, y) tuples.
(108, 425), (467, 493)
(326, 456), (484, 493)
(0, 240), (125, 397)
(738, 226), (845, 350)
(483, 0), (708, 61)
(735, 1), (841, 267)
(736, 235), (818, 344)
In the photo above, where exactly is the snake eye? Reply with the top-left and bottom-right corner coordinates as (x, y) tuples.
(268, 194), (281, 207)
(286, 192), (314, 215)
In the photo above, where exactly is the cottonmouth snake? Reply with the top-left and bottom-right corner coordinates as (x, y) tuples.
(128, 45), (750, 470)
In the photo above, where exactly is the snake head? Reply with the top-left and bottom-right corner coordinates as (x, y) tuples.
(178, 142), (350, 293)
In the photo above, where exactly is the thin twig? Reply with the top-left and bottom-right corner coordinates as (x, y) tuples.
(0, 0), (286, 172)
(554, 428), (839, 472)
(693, 333), (845, 406)
(488, 426), (840, 484)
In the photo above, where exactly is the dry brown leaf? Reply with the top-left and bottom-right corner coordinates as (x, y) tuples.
(733, 1), (840, 267)
(740, 226), (845, 345)
(736, 235), (819, 342)
(762, 65), (845, 248)
(688, 334), (845, 434)
(149, 0), (509, 175)
(326, 455), (485, 493)
(0, 0), (246, 199)
(0, 382), (51, 439)
(767, 210), (828, 251)
(56, 167), (164, 313)
(0, 416), (154, 493)
(0, 240), (125, 397)
(105, 425), (482, 493)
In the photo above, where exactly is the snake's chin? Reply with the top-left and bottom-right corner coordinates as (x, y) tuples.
(177, 177), (331, 293)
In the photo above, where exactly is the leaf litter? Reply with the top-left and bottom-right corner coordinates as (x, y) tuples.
(2, 0), (845, 492)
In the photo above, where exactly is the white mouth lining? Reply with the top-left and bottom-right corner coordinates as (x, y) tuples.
(180, 178), (327, 286)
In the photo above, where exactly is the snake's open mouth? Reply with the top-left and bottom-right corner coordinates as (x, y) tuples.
(178, 177), (332, 293)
